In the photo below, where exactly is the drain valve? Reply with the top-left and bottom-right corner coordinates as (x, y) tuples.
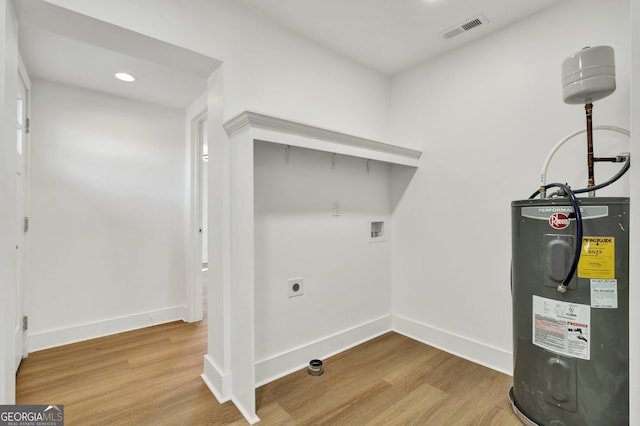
(308, 359), (324, 376)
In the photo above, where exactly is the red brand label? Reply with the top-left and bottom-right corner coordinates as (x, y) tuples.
(549, 212), (570, 229)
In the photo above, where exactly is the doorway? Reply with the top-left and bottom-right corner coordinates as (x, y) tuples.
(10, 0), (224, 409)
(14, 0), (222, 347)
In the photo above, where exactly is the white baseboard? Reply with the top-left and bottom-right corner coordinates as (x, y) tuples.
(27, 305), (187, 352)
(202, 355), (260, 424)
(393, 315), (513, 375)
(201, 354), (231, 403)
(255, 314), (393, 387)
(232, 397), (261, 425)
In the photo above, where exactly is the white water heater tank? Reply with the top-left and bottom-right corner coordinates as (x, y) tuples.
(561, 45), (616, 104)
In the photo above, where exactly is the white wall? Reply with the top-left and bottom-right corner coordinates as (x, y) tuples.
(254, 142), (393, 383)
(42, 0), (391, 143)
(0, 0), (19, 404)
(26, 79), (188, 350)
(389, 0), (631, 373)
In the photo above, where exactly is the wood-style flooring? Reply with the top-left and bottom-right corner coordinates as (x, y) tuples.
(17, 319), (518, 425)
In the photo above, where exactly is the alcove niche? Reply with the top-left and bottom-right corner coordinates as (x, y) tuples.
(206, 111), (421, 423)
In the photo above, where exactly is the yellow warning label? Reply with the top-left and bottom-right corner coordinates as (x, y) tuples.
(578, 236), (615, 279)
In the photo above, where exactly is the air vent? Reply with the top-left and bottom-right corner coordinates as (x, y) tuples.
(461, 18), (483, 31)
(441, 14), (489, 40)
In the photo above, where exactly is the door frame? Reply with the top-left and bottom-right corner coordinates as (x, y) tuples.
(186, 93), (207, 323)
(15, 55), (31, 368)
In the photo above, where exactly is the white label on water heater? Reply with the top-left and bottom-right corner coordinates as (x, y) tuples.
(590, 279), (618, 308)
(532, 295), (590, 360)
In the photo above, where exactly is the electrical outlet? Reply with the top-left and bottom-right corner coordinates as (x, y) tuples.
(288, 277), (304, 298)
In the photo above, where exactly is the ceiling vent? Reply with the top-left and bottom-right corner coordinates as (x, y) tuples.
(441, 14), (489, 40)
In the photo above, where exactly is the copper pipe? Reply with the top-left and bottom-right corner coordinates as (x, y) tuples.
(585, 103), (595, 187)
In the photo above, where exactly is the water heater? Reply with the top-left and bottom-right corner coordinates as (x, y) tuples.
(509, 46), (630, 425)
(510, 198), (629, 425)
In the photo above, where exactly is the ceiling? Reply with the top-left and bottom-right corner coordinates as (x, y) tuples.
(237, 0), (566, 75)
(14, 1), (221, 110)
(13, 0), (566, 109)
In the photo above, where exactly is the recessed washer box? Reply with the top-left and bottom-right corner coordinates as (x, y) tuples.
(369, 220), (385, 242)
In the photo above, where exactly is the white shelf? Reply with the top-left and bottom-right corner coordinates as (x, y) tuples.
(224, 111), (422, 167)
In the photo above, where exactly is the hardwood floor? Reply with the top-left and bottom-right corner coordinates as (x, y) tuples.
(17, 321), (518, 425)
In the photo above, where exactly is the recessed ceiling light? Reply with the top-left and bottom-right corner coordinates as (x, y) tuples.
(115, 72), (135, 82)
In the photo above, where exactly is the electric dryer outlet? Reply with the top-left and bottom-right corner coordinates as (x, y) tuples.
(288, 278), (304, 298)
